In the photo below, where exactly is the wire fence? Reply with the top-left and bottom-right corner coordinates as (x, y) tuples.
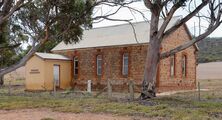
(1, 77), (222, 103)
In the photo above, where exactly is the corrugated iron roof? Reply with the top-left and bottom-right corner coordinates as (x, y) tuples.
(52, 16), (181, 51)
(35, 52), (71, 61)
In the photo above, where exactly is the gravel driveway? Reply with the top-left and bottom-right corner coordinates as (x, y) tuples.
(0, 109), (151, 120)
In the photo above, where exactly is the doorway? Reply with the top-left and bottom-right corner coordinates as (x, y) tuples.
(53, 65), (60, 87)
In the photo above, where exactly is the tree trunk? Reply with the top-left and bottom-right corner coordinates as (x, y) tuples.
(0, 25), (48, 86)
(0, 43), (43, 83)
(140, 13), (161, 100)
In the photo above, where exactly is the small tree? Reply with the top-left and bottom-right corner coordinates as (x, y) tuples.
(140, 0), (222, 99)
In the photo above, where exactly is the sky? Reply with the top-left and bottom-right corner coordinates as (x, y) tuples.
(92, 0), (222, 38)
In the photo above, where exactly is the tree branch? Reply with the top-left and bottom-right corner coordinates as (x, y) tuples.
(0, 43), (21, 49)
(0, 0), (25, 25)
(157, 2), (181, 39)
(160, 18), (221, 59)
(143, 0), (153, 10)
(162, 0), (209, 39)
(0, 26), (49, 75)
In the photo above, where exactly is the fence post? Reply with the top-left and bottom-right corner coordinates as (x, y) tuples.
(198, 81), (201, 101)
(53, 80), (56, 96)
(8, 80), (11, 96)
(129, 80), (134, 101)
(87, 80), (92, 93)
(107, 79), (112, 99)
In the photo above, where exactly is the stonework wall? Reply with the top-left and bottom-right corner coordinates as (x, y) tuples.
(53, 25), (197, 92)
(158, 25), (197, 92)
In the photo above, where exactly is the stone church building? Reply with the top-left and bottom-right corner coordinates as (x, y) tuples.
(25, 17), (198, 92)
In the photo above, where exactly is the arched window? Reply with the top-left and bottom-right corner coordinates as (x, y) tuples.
(170, 55), (175, 77)
(73, 57), (78, 78)
(122, 53), (129, 76)
(182, 55), (187, 78)
(97, 55), (102, 76)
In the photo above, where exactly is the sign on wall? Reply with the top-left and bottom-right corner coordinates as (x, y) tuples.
(30, 69), (40, 74)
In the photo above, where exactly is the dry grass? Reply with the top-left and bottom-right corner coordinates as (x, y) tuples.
(199, 79), (222, 90)
(0, 79), (221, 120)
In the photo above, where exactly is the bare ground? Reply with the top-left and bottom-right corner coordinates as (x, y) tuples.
(0, 109), (152, 120)
(197, 62), (222, 80)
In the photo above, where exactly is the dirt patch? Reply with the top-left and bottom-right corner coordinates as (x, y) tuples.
(197, 62), (222, 80)
(0, 109), (152, 120)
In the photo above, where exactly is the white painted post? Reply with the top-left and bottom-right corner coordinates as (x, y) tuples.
(129, 80), (134, 101)
(107, 79), (112, 99)
(53, 80), (56, 96)
(198, 82), (200, 101)
(8, 80), (11, 96)
(87, 80), (92, 93)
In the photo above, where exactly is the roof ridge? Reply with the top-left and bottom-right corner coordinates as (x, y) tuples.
(88, 16), (182, 31)
(52, 16), (182, 51)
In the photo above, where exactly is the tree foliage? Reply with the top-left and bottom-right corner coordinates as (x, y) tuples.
(0, 20), (22, 68)
(0, 0), (96, 84)
(198, 37), (222, 63)
(0, 0), (94, 69)
(12, 0), (93, 44)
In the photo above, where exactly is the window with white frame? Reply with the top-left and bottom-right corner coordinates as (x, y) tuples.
(122, 53), (129, 76)
(97, 55), (102, 76)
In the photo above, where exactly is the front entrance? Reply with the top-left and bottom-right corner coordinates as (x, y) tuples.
(53, 65), (60, 87)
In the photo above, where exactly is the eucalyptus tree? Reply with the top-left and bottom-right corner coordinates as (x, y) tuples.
(0, 0), (94, 84)
(0, 0), (135, 85)
(140, 0), (222, 99)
